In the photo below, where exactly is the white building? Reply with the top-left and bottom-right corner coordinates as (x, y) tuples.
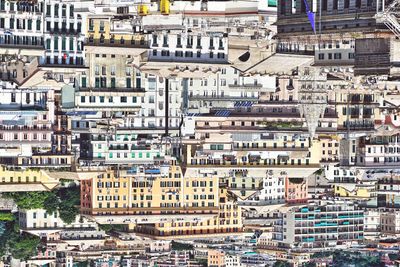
(274, 201), (364, 249)
(225, 254), (241, 267)
(0, 0), (44, 56)
(19, 208), (98, 236)
(42, 0), (87, 66)
(149, 30), (228, 64)
(0, 83), (55, 165)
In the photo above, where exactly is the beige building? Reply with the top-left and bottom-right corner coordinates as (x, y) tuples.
(80, 159), (242, 237)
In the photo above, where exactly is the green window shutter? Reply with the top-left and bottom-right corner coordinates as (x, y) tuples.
(126, 78), (131, 88)
(54, 38), (58, 50)
(62, 37), (66, 50)
(210, 145), (216, 150)
(111, 78), (116, 88)
(109, 153), (113, 158)
(69, 39), (74, 50)
(81, 77), (86, 88)
(36, 20), (40, 31)
(132, 96), (137, 103)
(95, 78), (100, 88)
(146, 152), (150, 158)
(46, 39), (51, 49)
(139, 152), (143, 158)
(27, 20), (32, 30)
(217, 144), (223, 150)
(131, 152), (135, 158)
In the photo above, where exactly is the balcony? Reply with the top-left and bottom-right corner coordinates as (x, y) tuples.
(189, 95), (258, 101)
(86, 38), (149, 48)
(48, 28), (81, 35)
(79, 87), (145, 93)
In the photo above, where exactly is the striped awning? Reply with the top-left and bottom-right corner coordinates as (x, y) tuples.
(234, 101), (253, 108)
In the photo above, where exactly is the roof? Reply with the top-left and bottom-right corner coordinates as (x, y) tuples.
(139, 61), (230, 78)
(244, 53), (314, 75)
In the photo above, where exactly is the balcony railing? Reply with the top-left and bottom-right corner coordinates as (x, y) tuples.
(86, 38), (149, 48)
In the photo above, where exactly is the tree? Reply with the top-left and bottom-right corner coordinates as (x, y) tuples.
(0, 212), (14, 221)
(171, 241), (193, 251)
(3, 191), (54, 210)
(273, 260), (291, 267)
(8, 233), (40, 260)
(43, 193), (59, 215)
(58, 202), (79, 224)
(57, 185), (80, 224)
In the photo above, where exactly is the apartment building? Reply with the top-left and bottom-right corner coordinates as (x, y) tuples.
(42, 0), (86, 66)
(0, 83), (54, 165)
(80, 159), (242, 236)
(0, 0), (45, 56)
(0, 165), (59, 191)
(243, 170), (286, 206)
(358, 127), (400, 167)
(186, 67), (275, 114)
(285, 177), (308, 204)
(184, 123), (321, 169)
(319, 135), (340, 163)
(208, 250), (225, 267)
(149, 30), (228, 64)
(273, 201), (364, 249)
(377, 176), (400, 208)
(19, 208), (97, 233)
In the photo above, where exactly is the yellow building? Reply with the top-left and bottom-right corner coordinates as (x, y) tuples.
(86, 15), (147, 48)
(80, 162), (242, 236)
(0, 165), (59, 192)
(334, 184), (375, 198)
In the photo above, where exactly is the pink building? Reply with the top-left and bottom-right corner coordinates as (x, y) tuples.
(285, 177), (308, 204)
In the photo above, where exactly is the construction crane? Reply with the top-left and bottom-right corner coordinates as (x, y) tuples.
(375, 0), (400, 38)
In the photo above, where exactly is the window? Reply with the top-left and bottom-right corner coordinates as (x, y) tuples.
(27, 20), (32, 30)
(95, 77), (100, 88)
(318, 53), (324, 60)
(62, 4), (66, 17)
(54, 38), (58, 50)
(197, 34), (202, 48)
(126, 67), (131, 76)
(62, 37), (66, 50)
(126, 78), (131, 88)
(100, 96), (104, 103)
(187, 35), (193, 48)
(177, 34), (182, 47)
(54, 4), (59, 17)
(121, 96), (127, 103)
(111, 66), (116, 75)
(111, 77), (116, 88)
(81, 96), (86, 103)
(132, 96), (137, 103)
(149, 95), (155, 103)
(163, 35), (168, 46)
(209, 37), (214, 48)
